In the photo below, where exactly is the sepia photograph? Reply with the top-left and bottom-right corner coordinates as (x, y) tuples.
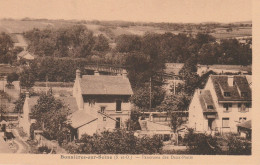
(0, 0), (258, 164)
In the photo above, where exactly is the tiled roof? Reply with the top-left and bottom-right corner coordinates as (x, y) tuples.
(17, 51), (34, 60)
(211, 75), (251, 101)
(198, 90), (217, 113)
(69, 111), (97, 128)
(79, 75), (133, 95)
(59, 97), (79, 113)
(237, 120), (251, 129)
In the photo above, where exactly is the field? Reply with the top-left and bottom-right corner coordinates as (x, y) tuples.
(0, 19), (252, 43)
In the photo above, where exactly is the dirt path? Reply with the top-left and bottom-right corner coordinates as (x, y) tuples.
(12, 129), (30, 153)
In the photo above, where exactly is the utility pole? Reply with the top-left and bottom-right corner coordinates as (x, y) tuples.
(173, 76), (176, 95)
(149, 77), (152, 110)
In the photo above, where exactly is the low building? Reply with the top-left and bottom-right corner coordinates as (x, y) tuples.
(189, 75), (252, 134)
(197, 64), (252, 76)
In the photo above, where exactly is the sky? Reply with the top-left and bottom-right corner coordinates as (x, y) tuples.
(0, 0), (252, 23)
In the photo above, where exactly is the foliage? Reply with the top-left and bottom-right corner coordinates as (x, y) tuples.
(0, 32), (16, 64)
(24, 25), (110, 58)
(116, 34), (142, 53)
(125, 110), (141, 131)
(93, 34), (110, 52)
(226, 135), (251, 155)
(184, 129), (221, 155)
(19, 68), (35, 89)
(31, 93), (71, 144)
(65, 129), (163, 154)
(130, 85), (165, 110)
(7, 72), (19, 84)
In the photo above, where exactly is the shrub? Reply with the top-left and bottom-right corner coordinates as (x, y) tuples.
(65, 129), (163, 154)
(184, 129), (221, 155)
(226, 135), (251, 155)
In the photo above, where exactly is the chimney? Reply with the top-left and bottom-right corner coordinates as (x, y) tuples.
(227, 76), (234, 86)
(122, 69), (127, 79)
(25, 91), (30, 98)
(76, 69), (81, 80)
(94, 70), (100, 76)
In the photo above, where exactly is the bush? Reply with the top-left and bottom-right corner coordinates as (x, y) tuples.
(184, 129), (221, 155)
(226, 135), (251, 155)
(65, 129), (163, 154)
(38, 146), (52, 154)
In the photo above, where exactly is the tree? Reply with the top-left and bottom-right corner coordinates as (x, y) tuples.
(31, 93), (71, 144)
(130, 85), (165, 110)
(93, 34), (110, 51)
(7, 72), (19, 85)
(159, 93), (190, 145)
(116, 34), (142, 53)
(19, 69), (35, 89)
(0, 32), (14, 64)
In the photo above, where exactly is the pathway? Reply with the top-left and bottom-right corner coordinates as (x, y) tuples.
(12, 129), (30, 153)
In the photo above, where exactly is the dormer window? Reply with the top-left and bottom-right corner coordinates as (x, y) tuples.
(207, 105), (214, 109)
(241, 92), (248, 97)
(224, 92), (231, 97)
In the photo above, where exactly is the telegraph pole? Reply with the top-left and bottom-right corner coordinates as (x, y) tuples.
(149, 77), (152, 110)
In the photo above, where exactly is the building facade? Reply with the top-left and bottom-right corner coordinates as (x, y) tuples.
(189, 75), (252, 134)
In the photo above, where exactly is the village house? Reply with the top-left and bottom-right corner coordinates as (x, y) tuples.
(19, 69), (133, 140)
(70, 69), (133, 139)
(189, 75), (252, 134)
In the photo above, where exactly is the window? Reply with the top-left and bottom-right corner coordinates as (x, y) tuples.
(241, 92), (248, 97)
(103, 117), (106, 121)
(222, 118), (230, 128)
(223, 103), (232, 111)
(116, 100), (122, 112)
(224, 92), (231, 97)
(115, 118), (121, 128)
(239, 117), (246, 123)
(238, 103), (248, 112)
(207, 105), (214, 109)
(100, 106), (106, 113)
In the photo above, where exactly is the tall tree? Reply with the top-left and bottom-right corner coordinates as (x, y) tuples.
(31, 93), (71, 144)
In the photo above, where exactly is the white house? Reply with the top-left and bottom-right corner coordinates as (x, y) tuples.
(189, 75), (252, 134)
(71, 69), (133, 139)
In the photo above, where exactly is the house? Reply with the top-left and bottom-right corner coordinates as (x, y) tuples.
(19, 69), (133, 140)
(71, 69), (133, 139)
(189, 75), (252, 134)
